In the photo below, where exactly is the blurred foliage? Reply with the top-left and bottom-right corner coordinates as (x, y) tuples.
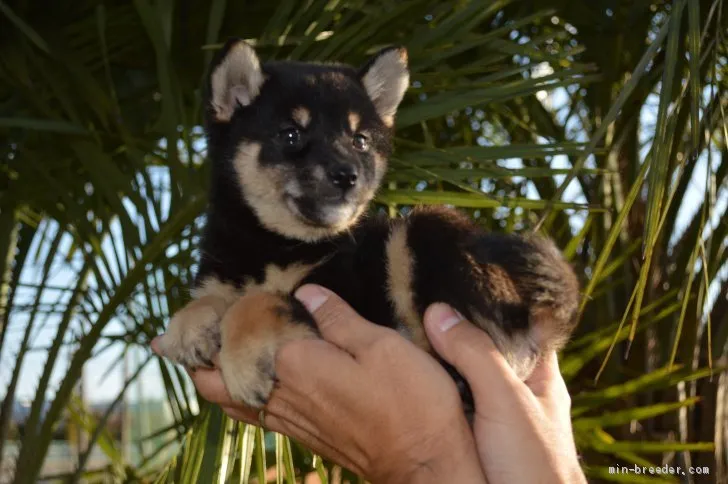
(0, 0), (726, 482)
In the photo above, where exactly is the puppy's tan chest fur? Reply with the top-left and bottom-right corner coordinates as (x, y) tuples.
(246, 262), (318, 294)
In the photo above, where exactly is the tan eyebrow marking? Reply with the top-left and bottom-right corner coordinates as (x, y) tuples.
(348, 112), (361, 132)
(292, 106), (311, 128)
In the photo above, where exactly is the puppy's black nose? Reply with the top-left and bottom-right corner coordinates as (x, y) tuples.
(328, 165), (358, 190)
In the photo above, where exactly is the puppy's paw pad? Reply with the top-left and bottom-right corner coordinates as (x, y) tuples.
(158, 303), (221, 369)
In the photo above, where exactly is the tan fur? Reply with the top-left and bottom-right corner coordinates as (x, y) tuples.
(365, 152), (387, 201)
(348, 112), (360, 132)
(483, 264), (522, 304)
(320, 71), (350, 89)
(219, 289), (316, 406)
(380, 115), (395, 127)
(246, 262), (318, 294)
(233, 141), (365, 242)
(157, 277), (241, 368)
(211, 42), (264, 122)
(292, 106), (311, 128)
(191, 276), (241, 305)
(283, 179), (304, 198)
(385, 222), (430, 351)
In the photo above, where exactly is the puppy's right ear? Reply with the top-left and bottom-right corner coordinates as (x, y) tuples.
(208, 39), (264, 122)
(359, 46), (409, 128)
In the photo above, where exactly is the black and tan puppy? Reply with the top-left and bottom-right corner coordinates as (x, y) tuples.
(156, 39), (580, 410)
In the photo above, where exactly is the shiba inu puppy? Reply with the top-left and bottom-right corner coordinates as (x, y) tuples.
(156, 39), (580, 410)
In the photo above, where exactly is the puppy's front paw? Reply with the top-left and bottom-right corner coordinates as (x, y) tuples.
(157, 298), (223, 369)
(221, 340), (277, 408)
(219, 290), (316, 408)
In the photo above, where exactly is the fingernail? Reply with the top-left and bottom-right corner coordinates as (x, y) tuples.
(426, 303), (464, 333)
(295, 284), (330, 313)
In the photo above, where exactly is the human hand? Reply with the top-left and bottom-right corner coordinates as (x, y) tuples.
(172, 285), (486, 484)
(423, 303), (586, 484)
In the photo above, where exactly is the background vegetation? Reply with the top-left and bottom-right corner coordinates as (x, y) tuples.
(0, 0), (726, 482)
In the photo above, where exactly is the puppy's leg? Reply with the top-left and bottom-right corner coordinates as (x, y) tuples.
(219, 289), (317, 408)
(462, 233), (580, 378)
(157, 277), (239, 369)
(156, 296), (227, 369)
(401, 208), (580, 380)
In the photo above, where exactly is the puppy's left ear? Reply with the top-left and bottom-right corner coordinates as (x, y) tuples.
(359, 47), (409, 127)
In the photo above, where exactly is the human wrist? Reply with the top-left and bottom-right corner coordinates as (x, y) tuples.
(393, 446), (484, 483)
(371, 424), (485, 484)
(406, 446), (485, 484)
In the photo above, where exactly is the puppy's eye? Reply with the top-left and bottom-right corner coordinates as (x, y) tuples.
(352, 133), (369, 152)
(279, 127), (301, 147)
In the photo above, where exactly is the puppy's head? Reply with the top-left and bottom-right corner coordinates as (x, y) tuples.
(205, 39), (409, 242)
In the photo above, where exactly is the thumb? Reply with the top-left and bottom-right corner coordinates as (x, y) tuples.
(294, 284), (388, 356)
(526, 351), (572, 420)
(423, 303), (521, 404)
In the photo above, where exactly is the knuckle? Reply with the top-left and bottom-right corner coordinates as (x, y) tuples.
(366, 332), (404, 359)
(276, 339), (305, 368)
(314, 299), (368, 334)
(275, 339), (323, 379)
(314, 299), (349, 328)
